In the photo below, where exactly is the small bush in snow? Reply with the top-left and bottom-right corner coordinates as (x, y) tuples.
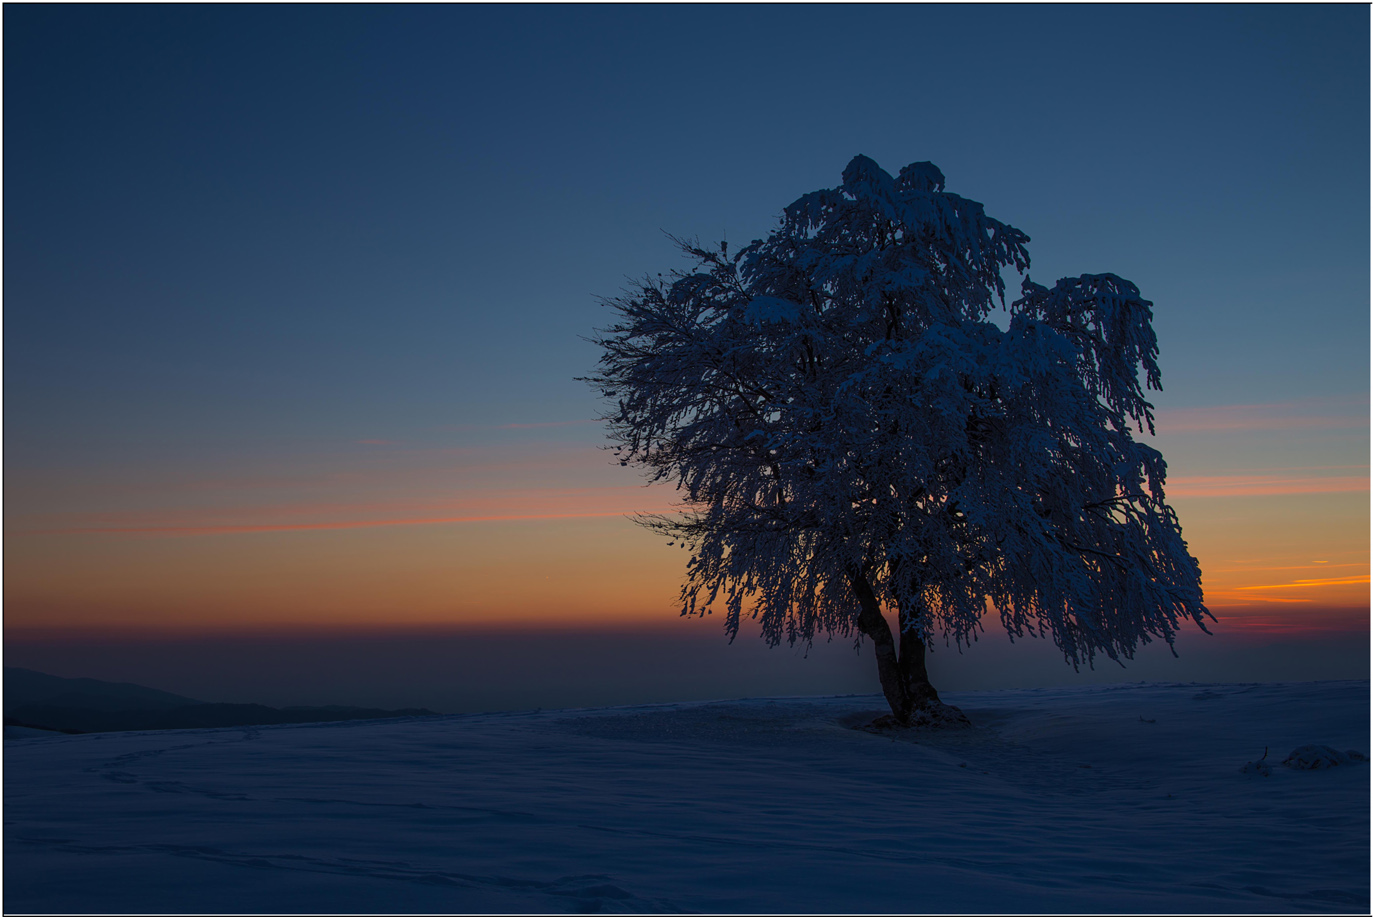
(1240, 747), (1271, 776)
(1282, 746), (1353, 770)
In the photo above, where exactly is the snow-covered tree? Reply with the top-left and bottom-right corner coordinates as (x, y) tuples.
(587, 156), (1210, 726)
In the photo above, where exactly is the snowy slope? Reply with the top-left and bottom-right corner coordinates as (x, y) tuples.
(5, 680), (1368, 914)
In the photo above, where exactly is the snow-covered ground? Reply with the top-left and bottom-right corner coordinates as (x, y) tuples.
(5, 680), (1368, 914)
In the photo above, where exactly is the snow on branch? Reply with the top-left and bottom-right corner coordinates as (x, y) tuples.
(585, 155), (1209, 670)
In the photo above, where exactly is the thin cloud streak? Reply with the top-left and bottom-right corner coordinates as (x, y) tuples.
(1210, 606), (1370, 633)
(14, 484), (676, 536)
(498, 420), (598, 430)
(40, 509), (683, 537)
(1155, 398), (1369, 434)
(436, 419), (599, 433)
(1238, 575), (1371, 591)
(6, 444), (619, 506)
(1208, 562), (1365, 574)
(1167, 472), (1368, 498)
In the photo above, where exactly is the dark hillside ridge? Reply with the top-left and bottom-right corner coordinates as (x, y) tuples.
(5, 666), (203, 711)
(4, 668), (437, 734)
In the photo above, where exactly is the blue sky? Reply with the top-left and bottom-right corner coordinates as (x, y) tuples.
(5, 5), (1368, 705)
(8, 5), (1366, 450)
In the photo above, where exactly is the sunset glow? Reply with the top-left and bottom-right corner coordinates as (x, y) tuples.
(4, 5), (1367, 695)
(6, 414), (1366, 638)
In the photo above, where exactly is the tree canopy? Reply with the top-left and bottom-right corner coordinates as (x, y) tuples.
(588, 155), (1209, 724)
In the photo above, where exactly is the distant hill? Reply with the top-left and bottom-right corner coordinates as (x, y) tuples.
(3, 667), (437, 734)
(5, 666), (204, 712)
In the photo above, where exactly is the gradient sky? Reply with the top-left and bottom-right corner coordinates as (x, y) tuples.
(5, 6), (1368, 704)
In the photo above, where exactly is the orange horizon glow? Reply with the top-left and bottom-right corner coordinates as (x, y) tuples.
(6, 497), (1366, 631)
(6, 402), (1367, 639)
(8, 459), (1365, 538)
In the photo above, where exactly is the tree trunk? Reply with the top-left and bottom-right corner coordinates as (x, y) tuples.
(897, 604), (943, 710)
(847, 567), (969, 728)
(847, 567), (913, 721)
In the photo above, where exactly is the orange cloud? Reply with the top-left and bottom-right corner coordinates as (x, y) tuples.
(1239, 575), (1371, 591)
(1205, 567), (1370, 607)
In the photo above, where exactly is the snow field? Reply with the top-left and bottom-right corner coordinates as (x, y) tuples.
(4, 680), (1367, 913)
